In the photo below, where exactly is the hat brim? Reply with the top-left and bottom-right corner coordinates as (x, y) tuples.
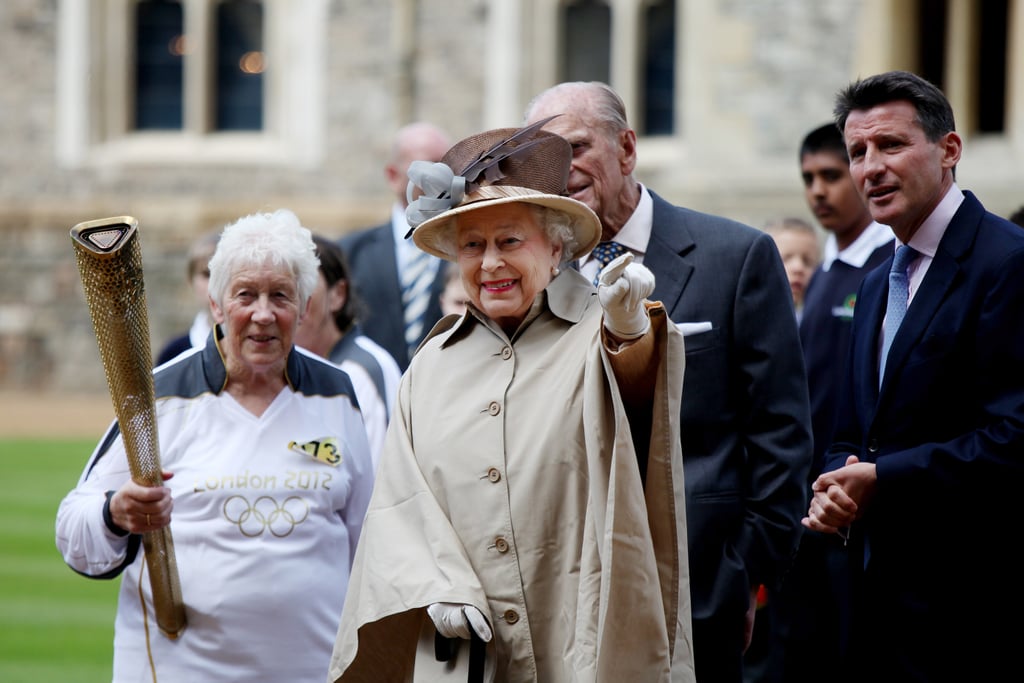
(411, 190), (601, 262)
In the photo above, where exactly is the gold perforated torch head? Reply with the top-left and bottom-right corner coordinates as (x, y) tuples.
(71, 216), (186, 639)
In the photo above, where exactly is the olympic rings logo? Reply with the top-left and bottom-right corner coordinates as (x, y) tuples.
(222, 495), (310, 537)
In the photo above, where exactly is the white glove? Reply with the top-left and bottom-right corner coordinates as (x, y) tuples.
(598, 252), (654, 340)
(427, 602), (493, 642)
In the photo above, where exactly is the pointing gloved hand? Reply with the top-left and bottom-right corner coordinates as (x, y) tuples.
(427, 602), (493, 642)
(598, 252), (655, 340)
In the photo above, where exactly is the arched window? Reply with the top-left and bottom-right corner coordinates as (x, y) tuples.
(561, 0), (611, 83)
(134, 0), (185, 129)
(554, 0), (677, 136)
(214, 0), (264, 131)
(908, 0), (1010, 135)
(57, 0), (323, 168)
(134, 0), (264, 132)
(643, 0), (676, 135)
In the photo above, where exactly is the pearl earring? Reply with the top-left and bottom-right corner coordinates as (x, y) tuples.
(551, 265), (560, 277)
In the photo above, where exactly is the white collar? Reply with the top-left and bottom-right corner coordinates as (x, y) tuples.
(391, 203), (422, 267)
(390, 203), (409, 244)
(580, 184), (652, 264)
(821, 221), (893, 271)
(902, 183), (965, 259)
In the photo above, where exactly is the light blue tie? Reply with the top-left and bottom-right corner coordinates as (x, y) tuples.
(590, 241), (627, 286)
(401, 248), (435, 355)
(879, 245), (919, 388)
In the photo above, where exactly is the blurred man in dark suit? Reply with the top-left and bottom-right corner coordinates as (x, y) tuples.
(341, 122), (452, 371)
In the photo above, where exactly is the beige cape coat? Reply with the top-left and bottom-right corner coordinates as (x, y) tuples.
(328, 270), (694, 682)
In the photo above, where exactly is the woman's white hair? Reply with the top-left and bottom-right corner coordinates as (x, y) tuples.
(435, 204), (581, 264)
(207, 209), (320, 309)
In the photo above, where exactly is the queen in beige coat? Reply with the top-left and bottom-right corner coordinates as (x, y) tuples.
(328, 121), (695, 682)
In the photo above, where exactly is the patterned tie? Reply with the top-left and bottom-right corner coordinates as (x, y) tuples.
(879, 245), (919, 387)
(401, 248), (435, 355)
(590, 241), (627, 286)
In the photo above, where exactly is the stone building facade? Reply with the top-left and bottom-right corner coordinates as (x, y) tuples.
(2, 0), (1021, 394)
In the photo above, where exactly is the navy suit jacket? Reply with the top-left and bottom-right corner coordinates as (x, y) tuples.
(644, 192), (812, 640)
(825, 191), (1024, 679)
(801, 240), (893, 472)
(340, 222), (446, 371)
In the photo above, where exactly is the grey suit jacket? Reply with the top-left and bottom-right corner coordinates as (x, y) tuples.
(340, 222), (446, 371)
(644, 191), (812, 629)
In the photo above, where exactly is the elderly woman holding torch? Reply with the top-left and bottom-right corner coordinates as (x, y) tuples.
(57, 209), (375, 683)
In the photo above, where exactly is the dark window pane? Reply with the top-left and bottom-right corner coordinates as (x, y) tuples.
(977, 0), (1007, 133)
(917, 0), (947, 91)
(561, 1), (611, 84)
(135, 0), (184, 130)
(643, 0), (676, 135)
(216, 0), (264, 131)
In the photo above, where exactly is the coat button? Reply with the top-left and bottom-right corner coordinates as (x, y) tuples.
(503, 609), (519, 624)
(488, 401), (501, 416)
(501, 346), (512, 360)
(868, 439), (879, 453)
(487, 467), (501, 483)
(495, 537), (509, 553)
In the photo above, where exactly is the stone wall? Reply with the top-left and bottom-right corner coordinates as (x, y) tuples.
(0, 0), (487, 393)
(1, 0), (1021, 394)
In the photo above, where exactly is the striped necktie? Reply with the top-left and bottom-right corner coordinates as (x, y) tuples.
(590, 241), (627, 286)
(879, 245), (919, 388)
(401, 248), (434, 355)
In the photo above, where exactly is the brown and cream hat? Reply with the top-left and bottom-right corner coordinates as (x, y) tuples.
(405, 117), (601, 261)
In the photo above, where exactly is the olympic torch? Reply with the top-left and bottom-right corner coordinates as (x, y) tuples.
(71, 216), (186, 639)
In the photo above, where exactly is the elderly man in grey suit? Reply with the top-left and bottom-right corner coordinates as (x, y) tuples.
(341, 122), (453, 371)
(526, 82), (812, 683)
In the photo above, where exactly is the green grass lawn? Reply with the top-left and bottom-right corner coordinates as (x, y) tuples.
(0, 438), (119, 683)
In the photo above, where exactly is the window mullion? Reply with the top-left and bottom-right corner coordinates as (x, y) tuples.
(944, 0), (977, 135)
(184, 0), (213, 134)
(109, 0), (133, 137)
(1010, 0), (1024, 147)
(609, 0), (640, 124)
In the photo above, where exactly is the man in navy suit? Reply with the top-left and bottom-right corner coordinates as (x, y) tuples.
(526, 82), (812, 683)
(341, 122), (452, 371)
(804, 70), (1024, 681)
